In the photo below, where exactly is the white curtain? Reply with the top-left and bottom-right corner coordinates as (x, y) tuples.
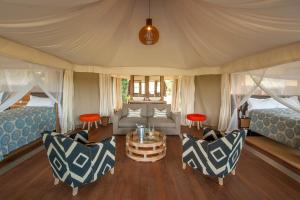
(180, 76), (195, 125)
(62, 70), (74, 133)
(112, 77), (123, 111)
(0, 56), (63, 126)
(171, 78), (181, 112)
(227, 61), (300, 132)
(218, 73), (231, 131)
(99, 73), (113, 117)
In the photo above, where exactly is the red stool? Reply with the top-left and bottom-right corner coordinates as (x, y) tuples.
(79, 114), (101, 131)
(186, 114), (207, 130)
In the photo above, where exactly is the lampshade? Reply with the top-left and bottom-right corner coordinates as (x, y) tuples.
(139, 18), (159, 45)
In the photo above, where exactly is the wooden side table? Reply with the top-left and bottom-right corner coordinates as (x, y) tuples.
(240, 118), (250, 129)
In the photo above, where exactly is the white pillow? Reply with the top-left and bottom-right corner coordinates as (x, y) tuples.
(247, 96), (300, 111)
(153, 108), (168, 118)
(132, 97), (144, 101)
(127, 108), (141, 117)
(149, 97), (161, 101)
(26, 95), (55, 107)
(248, 98), (281, 111)
(283, 96), (300, 108)
(248, 98), (268, 111)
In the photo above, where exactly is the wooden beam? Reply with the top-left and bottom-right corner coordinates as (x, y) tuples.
(129, 75), (134, 99)
(160, 76), (164, 100)
(145, 76), (149, 99)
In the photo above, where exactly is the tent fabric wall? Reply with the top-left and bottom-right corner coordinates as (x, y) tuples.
(0, 37), (73, 70)
(0, 36), (300, 76)
(0, 1), (300, 71)
(194, 75), (221, 128)
(73, 72), (99, 125)
(74, 65), (221, 76)
(222, 42), (300, 73)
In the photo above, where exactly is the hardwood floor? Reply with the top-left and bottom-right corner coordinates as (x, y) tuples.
(0, 125), (299, 200)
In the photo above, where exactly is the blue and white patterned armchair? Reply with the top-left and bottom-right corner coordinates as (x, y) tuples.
(41, 130), (116, 196)
(182, 129), (246, 185)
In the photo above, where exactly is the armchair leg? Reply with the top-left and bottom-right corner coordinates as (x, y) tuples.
(218, 178), (223, 186)
(231, 169), (236, 175)
(182, 162), (186, 170)
(110, 167), (114, 175)
(72, 187), (78, 196)
(54, 178), (59, 185)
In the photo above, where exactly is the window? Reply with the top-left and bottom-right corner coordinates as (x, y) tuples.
(141, 82), (145, 94)
(134, 81), (140, 94)
(149, 81), (155, 95)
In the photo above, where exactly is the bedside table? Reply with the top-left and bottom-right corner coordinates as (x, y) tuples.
(239, 118), (250, 129)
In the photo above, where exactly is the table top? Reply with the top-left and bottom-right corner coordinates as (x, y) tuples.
(126, 131), (165, 144)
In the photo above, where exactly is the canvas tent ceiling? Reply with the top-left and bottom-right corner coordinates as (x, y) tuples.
(0, 0), (300, 72)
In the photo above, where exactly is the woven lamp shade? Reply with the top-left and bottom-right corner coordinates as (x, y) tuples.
(139, 18), (159, 45)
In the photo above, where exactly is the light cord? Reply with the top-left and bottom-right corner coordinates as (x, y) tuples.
(148, 0), (150, 18)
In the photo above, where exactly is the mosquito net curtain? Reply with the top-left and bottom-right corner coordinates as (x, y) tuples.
(0, 55), (64, 128)
(227, 61), (300, 132)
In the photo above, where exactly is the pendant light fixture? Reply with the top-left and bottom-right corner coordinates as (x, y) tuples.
(139, 0), (159, 45)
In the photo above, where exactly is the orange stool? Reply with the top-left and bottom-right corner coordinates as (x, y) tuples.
(186, 114), (207, 130)
(79, 114), (101, 131)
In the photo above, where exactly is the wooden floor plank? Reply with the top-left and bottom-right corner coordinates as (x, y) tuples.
(0, 125), (299, 200)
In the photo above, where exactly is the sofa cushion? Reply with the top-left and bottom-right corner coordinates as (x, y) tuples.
(148, 117), (176, 128)
(119, 117), (147, 128)
(127, 108), (142, 117)
(147, 104), (171, 117)
(153, 108), (168, 118)
(122, 104), (147, 117)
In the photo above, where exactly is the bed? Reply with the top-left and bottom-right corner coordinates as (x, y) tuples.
(248, 107), (300, 150)
(0, 106), (56, 161)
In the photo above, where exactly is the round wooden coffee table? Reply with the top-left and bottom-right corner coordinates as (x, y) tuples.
(126, 131), (166, 162)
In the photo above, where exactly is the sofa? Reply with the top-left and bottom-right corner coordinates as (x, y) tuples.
(112, 103), (181, 136)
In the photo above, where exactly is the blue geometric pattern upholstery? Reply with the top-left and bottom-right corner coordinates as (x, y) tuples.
(249, 108), (300, 150)
(0, 107), (56, 161)
(41, 130), (115, 194)
(202, 127), (224, 142)
(182, 129), (246, 179)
